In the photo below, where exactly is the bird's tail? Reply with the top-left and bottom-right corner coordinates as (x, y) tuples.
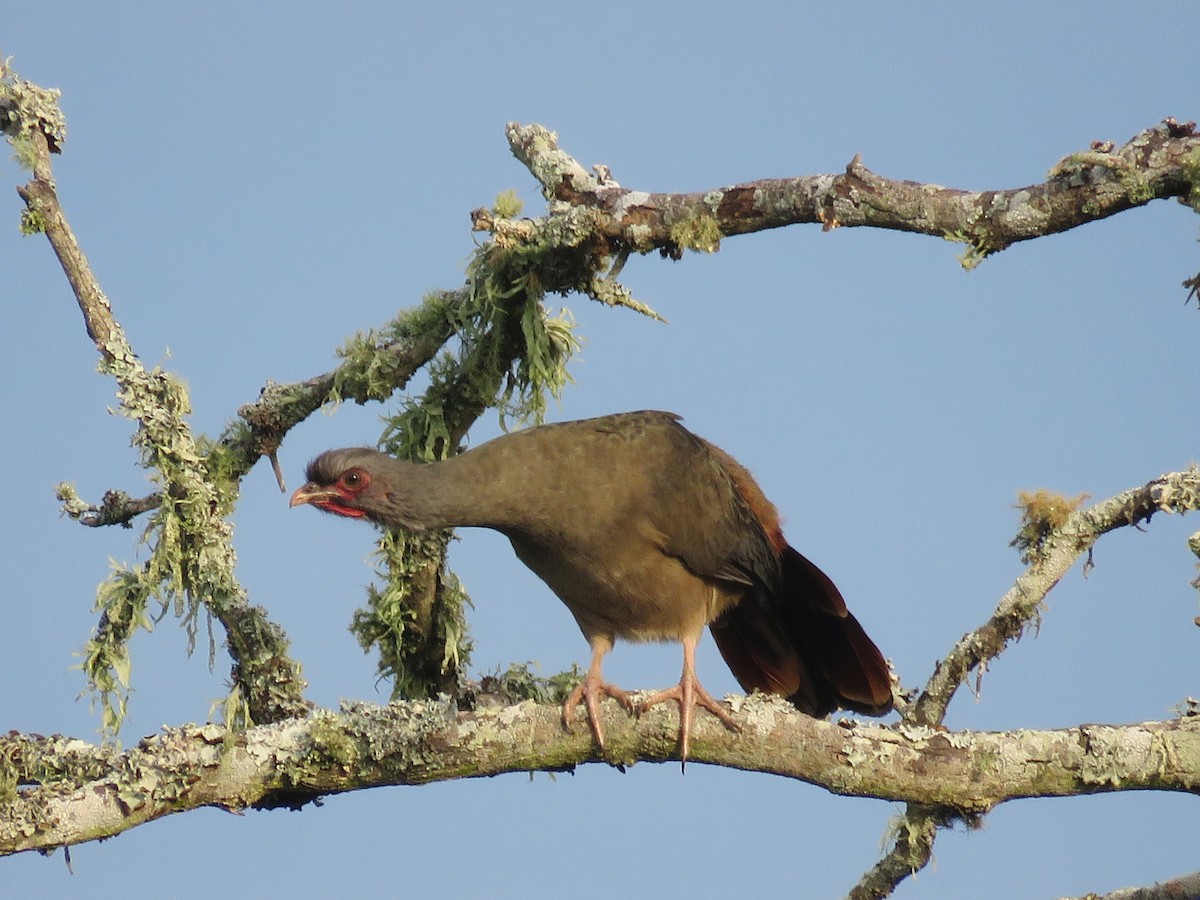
(709, 545), (892, 717)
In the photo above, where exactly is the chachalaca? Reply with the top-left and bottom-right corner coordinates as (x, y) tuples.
(290, 410), (892, 761)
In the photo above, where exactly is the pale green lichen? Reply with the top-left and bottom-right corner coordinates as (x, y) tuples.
(307, 710), (361, 770)
(478, 661), (583, 705)
(1180, 147), (1200, 212)
(54, 482), (92, 520)
(18, 207), (46, 234)
(350, 528), (473, 700)
(0, 55), (68, 159)
(879, 810), (937, 868)
(668, 210), (723, 253)
(335, 698), (457, 774)
(71, 316), (305, 733)
(332, 290), (461, 405)
(492, 188), (523, 219)
(1047, 150), (1132, 181)
(589, 273), (664, 321)
(943, 230), (993, 271)
(504, 122), (600, 202)
(212, 684), (253, 732)
(1078, 725), (1141, 788)
(622, 222), (654, 251)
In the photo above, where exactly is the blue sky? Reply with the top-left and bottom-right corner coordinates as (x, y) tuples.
(4, 4), (1198, 897)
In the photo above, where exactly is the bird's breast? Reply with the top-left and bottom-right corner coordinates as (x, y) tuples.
(505, 525), (743, 644)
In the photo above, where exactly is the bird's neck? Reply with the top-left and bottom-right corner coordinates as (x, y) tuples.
(378, 446), (524, 532)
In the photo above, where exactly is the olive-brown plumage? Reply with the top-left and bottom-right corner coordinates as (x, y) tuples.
(290, 410), (892, 760)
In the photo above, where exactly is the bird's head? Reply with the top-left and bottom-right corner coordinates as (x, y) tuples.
(289, 448), (393, 522)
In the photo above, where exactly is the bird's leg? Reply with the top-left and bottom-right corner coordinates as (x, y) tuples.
(562, 636), (635, 749)
(640, 634), (740, 765)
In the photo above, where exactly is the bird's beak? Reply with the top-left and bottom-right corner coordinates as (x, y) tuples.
(289, 483), (332, 508)
(289, 483), (367, 519)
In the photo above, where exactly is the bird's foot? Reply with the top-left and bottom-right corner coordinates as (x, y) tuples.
(639, 675), (740, 766)
(562, 673), (635, 750)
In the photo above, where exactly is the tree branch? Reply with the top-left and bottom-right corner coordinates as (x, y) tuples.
(55, 485), (163, 528)
(502, 119), (1200, 265)
(3, 697), (1198, 856)
(9, 71), (1200, 893)
(847, 804), (941, 900)
(13, 103), (308, 726)
(221, 288), (468, 487)
(846, 468), (1200, 894)
(1067, 869), (1200, 900)
(911, 467), (1200, 728)
(55, 289), (469, 527)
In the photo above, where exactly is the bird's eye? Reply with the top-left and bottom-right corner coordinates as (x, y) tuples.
(340, 469), (369, 491)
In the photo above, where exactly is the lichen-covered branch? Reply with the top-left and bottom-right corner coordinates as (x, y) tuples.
(219, 287), (469, 488)
(911, 467), (1200, 728)
(847, 805), (940, 900)
(55, 483), (164, 528)
(501, 119), (1200, 267)
(54, 288), (469, 526)
(8, 76), (308, 728)
(3, 697), (1198, 857)
(848, 467), (1200, 896)
(350, 221), (582, 700)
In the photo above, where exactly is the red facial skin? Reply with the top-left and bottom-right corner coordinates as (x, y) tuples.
(289, 467), (372, 519)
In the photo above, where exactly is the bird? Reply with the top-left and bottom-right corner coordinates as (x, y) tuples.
(289, 410), (892, 762)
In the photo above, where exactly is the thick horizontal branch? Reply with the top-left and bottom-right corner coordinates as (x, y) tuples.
(4, 696), (1198, 856)
(505, 119), (1200, 261)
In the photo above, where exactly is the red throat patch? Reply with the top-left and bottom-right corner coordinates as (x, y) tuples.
(314, 499), (366, 519)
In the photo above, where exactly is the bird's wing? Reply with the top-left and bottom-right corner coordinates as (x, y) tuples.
(642, 420), (782, 597)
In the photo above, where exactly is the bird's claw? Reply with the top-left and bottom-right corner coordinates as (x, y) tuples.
(562, 676), (635, 749)
(640, 676), (740, 766)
